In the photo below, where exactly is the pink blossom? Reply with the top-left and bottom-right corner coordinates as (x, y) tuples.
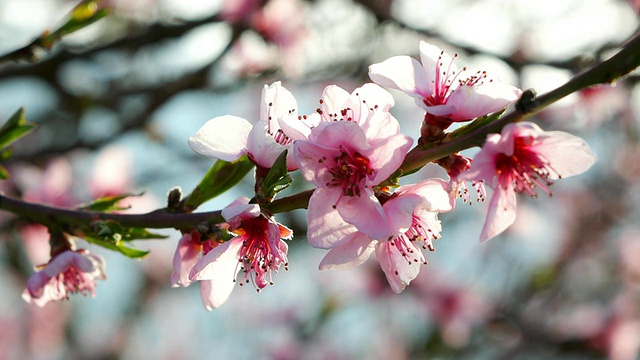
(317, 179), (453, 293)
(304, 83), (395, 128)
(369, 41), (522, 122)
(295, 113), (413, 244)
(188, 81), (305, 170)
(413, 272), (493, 348)
(188, 198), (291, 310)
(219, 0), (262, 24)
(22, 249), (106, 307)
(461, 122), (597, 242)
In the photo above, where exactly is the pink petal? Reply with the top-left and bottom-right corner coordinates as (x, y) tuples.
(170, 234), (201, 287)
(375, 240), (422, 293)
(534, 129), (597, 179)
(367, 133), (413, 185)
(43, 251), (93, 276)
(199, 279), (231, 310)
(318, 232), (376, 270)
(460, 134), (502, 184)
(24, 271), (51, 299)
(382, 193), (423, 234)
(189, 238), (243, 282)
(294, 140), (339, 187)
(188, 115), (252, 162)
(480, 186), (517, 242)
(309, 121), (369, 151)
(360, 112), (401, 145)
(369, 55), (430, 97)
(221, 202), (258, 223)
(337, 189), (391, 240)
(398, 179), (453, 213)
(306, 188), (358, 248)
(446, 83), (522, 121)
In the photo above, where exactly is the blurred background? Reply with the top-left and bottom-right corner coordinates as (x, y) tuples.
(0, 0), (639, 358)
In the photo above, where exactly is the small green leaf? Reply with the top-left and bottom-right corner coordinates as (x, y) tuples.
(256, 150), (292, 204)
(0, 147), (13, 161)
(121, 227), (168, 241)
(42, 0), (110, 46)
(114, 242), (150, 259)
(184, 156), (255, 210)
(0, 165), (9, 180)
(84, 235), (150, 259)
(0, 108), (37, 150)
(80, 192), (143, 212)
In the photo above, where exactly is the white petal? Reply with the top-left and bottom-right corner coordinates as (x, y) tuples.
(306, 188), (358, 249)
(246, 122), (287, 168)
(446, 83), (522, 121)
(419, 41), (456, 84)
(188, 115), (252, 161)
(319, 232), (376, 270)
(189, 238), (242, 281)
(369, 56), (430, 98)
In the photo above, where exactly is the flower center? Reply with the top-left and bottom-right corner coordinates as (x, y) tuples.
(59, 266), (97, 297)
(266, 101), (296, 146)
(326, 149), (372, 197)
(495, 136), (559, 197)
(234, 217), (288, 290)
(424, 52), (463, 107)
(388, 214), (440, 275)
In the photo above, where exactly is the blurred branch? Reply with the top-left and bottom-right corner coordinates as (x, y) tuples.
(0, 0), (110, 65)
(354, 0), (632, 71)
(0, 193), (223, 230)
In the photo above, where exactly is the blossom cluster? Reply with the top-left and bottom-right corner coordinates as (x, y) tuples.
(21, 41), (597, 309)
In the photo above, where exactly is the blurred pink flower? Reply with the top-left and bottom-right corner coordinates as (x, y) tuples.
(318, 179), (453, 293)
(11, 158), (77, 265)
(591, 293), (640, 360)
(22, 249), (106, 307)
(189, 81), (305, 170)
(89, 146), (133, 198)
(14, 157), (75, 207)
(219, 0), (262, 23)
(369, 41), (522, 122)
(414, 272), (493, 348)
(461, 122), (597, 242)
(251, 0), (306, 48)
(251, 0), (307, 76)
(188, 198), (291, 310)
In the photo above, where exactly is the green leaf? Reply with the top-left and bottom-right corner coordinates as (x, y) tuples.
(42, 0), (110, 46)
(0, 165), (9, 180)
(184, 156), (255, 210)
(114, 242), (150, 259)
(0, 108), (36, 150)
(80, 192), (143, 212)
(256, 150), (292, 204)
(0, 147), (13, 161)
(121, 227), (168, 241)
(83, 235), (150, 259)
